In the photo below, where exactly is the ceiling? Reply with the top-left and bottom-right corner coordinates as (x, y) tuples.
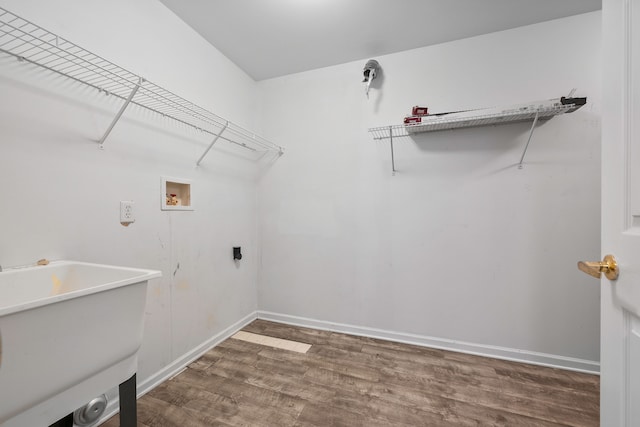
(159, 0), (601, 81)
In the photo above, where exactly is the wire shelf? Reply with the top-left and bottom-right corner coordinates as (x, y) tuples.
(368, 97), (586, 174)
(0, 7), (283, 163)
(368, 103), (580, 140)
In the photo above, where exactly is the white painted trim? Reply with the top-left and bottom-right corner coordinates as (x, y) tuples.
(97, 311), (258, 426)
(136, 311), (258, 395)
(257, 311), (600, 375)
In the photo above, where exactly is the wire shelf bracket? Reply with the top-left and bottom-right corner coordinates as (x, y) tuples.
(196, 121), (228, 166)
(99, 77), (143, 149)
(0, 7), (284, 164)
(518, 110), (540, 169)
(368, 96), (586, 174)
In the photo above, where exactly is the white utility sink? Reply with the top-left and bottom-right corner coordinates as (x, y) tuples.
(0, 260), (161, 426)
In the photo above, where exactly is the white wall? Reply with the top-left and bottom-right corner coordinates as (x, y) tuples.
(0, 0), (262, 401)
(257, 12), (602, 368)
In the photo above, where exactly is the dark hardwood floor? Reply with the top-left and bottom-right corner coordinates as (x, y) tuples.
(103, 320), (599, 426)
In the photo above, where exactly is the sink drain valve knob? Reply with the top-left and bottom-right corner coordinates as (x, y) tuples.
(73, 394), (108, 426)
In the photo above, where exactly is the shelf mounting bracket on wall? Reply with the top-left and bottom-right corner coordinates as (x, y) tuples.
(99, 77), (143, 149)
(388, 126), (396, 175)
(518, 111), (540, 169)
(196, 121), (229, 166)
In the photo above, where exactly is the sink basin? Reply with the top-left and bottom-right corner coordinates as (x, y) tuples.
(0, 260), (161, 426)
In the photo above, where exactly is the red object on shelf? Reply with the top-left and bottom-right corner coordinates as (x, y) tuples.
(412, 106), (429, 116)
(404, 116), (422, 124)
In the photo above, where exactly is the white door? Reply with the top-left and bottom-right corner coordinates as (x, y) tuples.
(600, 0), (640, 425)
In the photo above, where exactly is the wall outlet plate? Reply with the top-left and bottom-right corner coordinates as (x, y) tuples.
(120, 201), (135, 224)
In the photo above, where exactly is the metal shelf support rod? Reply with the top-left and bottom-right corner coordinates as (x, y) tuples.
(99, 77), (143, 148)
(518, 111), (540, 169)
(389, 126), (396, 175)
(196, 121), (229, 166)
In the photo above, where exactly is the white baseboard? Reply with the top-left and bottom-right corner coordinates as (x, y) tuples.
(136, 311), (258, 394)
(97, 311), (258, 425)
(257, 310), (600, 375)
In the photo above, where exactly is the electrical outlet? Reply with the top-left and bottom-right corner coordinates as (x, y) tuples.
(120, 201), (135, 224)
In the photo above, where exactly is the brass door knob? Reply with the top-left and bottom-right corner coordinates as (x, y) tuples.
(578, 254), (619, 280)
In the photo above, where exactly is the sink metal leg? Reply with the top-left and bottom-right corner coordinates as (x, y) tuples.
(49, 413), (73, 427)
(119, 373), (137, 427)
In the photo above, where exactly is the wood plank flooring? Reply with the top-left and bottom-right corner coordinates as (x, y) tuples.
(102, 320), (599, 426)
